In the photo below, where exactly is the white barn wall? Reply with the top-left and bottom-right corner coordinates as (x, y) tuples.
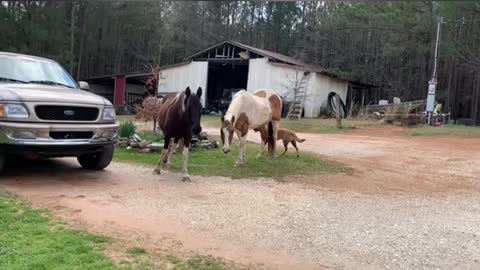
(304, 73), (348, 118)
(158, 61), (208, 106)
(247, 58), (348, 118)
(247, 58), (305, 99)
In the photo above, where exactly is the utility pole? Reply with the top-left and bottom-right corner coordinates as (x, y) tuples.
(426, 16), (443, 125)
(335, 94), (342, 129)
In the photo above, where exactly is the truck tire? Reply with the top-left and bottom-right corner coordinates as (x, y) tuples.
(0, 152), (5, 174)
(77, 145), (114, 170)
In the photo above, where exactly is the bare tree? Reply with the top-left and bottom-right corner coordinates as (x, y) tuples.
(135, 96), (163, 131)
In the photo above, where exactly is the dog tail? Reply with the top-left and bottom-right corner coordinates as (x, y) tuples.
(296, 136), (306, 143)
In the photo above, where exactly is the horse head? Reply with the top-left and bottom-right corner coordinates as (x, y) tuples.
(184, 87), (203, 135)
(220, 115), (235, 154)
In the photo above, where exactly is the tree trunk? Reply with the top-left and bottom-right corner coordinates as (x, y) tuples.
(69, 1), (76, 74)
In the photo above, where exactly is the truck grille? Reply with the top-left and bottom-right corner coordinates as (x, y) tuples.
(35, 106), (99, 121)
(50, 131), (94, 140)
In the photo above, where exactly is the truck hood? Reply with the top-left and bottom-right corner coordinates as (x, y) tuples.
(0, 83), (110, 106)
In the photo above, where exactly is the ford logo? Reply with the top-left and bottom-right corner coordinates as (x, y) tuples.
(64, 110), (75, 116)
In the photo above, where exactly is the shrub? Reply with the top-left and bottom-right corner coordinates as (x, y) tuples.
(135, 96), (163, 131)
(118, 120), (136, 138)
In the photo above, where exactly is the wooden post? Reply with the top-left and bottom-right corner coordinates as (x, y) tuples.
(114, 75), (126, 106)
(335, 94), (342, 129)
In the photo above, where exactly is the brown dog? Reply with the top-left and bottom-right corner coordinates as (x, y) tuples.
(255, 127), (306, 157)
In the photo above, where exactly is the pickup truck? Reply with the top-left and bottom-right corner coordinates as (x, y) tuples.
(0, 52), (118, 173)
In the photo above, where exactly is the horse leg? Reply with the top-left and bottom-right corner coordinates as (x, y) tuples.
(256, 140), (266, 159)
(181, 138), (191, 182)
(235, 130), (247, 167)
(256, 125), (267, 159)
(177, 138), (185, 152)
(153, 135), (171, 175)
(166, 137), (177, 166)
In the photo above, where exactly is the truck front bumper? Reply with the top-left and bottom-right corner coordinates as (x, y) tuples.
(0, 121), (119, 146)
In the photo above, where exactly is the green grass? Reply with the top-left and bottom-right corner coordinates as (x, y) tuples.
(408, 124), (480, 138)
(201, 115), (381, 134)
(114, 142), (348, 179)
(0, 193), (255, 270)
(127, 247), (147, 255)
(0, 193), (128, 270)
(0, 194), (255, 270)
(161, 255), (231, 270)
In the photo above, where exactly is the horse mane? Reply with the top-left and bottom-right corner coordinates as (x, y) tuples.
(232, 89), (246, 98)
(224, 90), (249, 122)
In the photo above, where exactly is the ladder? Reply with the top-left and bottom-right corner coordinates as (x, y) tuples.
(287, 72), (310, 119)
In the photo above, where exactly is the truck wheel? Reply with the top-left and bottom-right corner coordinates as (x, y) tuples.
(0, 152), (5, 174)
(78, 145), (114, 170)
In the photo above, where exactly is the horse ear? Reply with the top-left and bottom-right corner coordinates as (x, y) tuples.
(196, 87), (202, 98)
(185, 87), (191, 97)
(231, 115), (235, 124)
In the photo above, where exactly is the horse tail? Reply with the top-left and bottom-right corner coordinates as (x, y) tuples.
(267, 121), (275, 155)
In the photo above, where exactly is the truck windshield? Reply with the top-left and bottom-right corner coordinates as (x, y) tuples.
(0, 55), (77, 89)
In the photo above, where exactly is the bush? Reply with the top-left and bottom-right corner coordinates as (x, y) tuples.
(135, 96), (163, 131)
(118, 120), (136, 138)
(140, 131), (164, 142)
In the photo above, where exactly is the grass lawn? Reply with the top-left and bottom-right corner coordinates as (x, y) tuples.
(202, 115), (381, 134)
(114, 142), (348, 179)
(407, 124), (480, 138)
(0, 194), (256, 270)
(119, 114), (381, 134)
(0, 193), (125, 270)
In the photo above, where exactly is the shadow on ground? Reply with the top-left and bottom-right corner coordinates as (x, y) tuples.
(0, 157), (110, 186)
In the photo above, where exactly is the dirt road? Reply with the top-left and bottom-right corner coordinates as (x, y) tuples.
(1, 127), (480, 269)
(205, 126), (480, 193)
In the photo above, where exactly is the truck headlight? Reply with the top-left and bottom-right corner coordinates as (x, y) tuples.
(0, 104), (29, 118)
(102, 107), (116, 121)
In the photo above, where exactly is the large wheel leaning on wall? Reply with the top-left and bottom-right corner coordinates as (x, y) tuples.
(327, 92), (347, 118)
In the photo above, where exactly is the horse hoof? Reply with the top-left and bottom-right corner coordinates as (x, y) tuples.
(182, 175), (191, 182)
(152, 169), (161, 175)
(234, 161), (245, 167)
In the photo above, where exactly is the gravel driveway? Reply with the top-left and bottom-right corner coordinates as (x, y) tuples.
(1, 128), (480, 269)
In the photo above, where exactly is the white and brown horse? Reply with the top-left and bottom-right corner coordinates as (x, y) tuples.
(153, 87), (203, 181)
(220, 89), (282, 167)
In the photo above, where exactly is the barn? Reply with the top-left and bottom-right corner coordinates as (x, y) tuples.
(157, 40), (374, 118)
(82, 40), (375, 117)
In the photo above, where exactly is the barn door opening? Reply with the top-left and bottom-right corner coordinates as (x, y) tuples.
(206, 61), (249, 114)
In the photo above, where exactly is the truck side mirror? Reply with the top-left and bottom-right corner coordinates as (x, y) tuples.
(78, 81), (90, 91)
